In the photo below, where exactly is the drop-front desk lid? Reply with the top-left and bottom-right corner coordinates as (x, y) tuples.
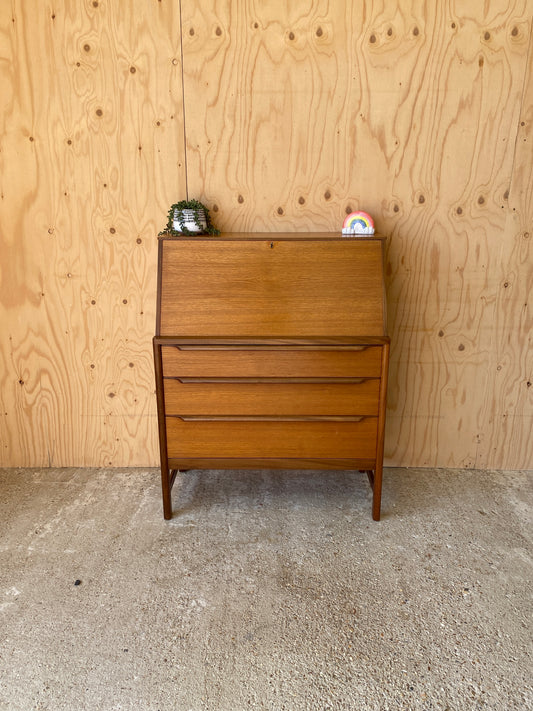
(156, 232), (388, 340)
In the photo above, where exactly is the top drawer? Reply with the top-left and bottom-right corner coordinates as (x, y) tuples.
(161, 345), (383, 379)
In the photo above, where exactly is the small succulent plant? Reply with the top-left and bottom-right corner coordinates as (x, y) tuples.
(159, 199), (220, 236)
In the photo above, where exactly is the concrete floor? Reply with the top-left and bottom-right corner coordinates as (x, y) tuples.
(0, 467), (531, 711)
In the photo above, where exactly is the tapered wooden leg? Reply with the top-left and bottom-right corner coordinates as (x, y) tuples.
(161, 467), (173, 520)
(362, 469), (381, 520)
(371, 466), (383, 521)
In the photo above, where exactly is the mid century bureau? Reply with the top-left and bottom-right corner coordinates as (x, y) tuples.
(153, 232), (389, 520)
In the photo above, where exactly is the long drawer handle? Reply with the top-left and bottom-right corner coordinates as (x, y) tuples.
(173, 345), (371, 352)
(167, 377), (373, 384)
(174, 415), (367, 423)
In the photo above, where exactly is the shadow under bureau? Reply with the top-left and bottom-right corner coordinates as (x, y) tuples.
(153, 232), (389, 520)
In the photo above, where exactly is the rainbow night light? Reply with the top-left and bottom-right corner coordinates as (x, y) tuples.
(341, 211), (375, 235)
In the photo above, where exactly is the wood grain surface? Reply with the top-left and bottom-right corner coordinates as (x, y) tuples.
(165, 417), (379, 460)
(0, 1), (186, 466)
(163, 379), (381, 417)
(1, 1), (531, 469)
(181, 0), (533, 469)
(158, 238), (386, 337)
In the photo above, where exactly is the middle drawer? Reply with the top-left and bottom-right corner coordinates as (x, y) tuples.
(163, 378), (380, 417)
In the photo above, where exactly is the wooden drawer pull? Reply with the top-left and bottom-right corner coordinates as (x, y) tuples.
(167, 376), (372, 384)
(173, 344), (371, 352)
(175, 415), (367, 423)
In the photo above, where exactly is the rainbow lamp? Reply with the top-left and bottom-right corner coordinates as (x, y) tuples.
(342, 211), (375, 235)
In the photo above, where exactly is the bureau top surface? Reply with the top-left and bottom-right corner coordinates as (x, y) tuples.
(156, 234), (388, 339)
(158, 231), (386, 242)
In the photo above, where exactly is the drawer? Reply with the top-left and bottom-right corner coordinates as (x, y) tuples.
(161, 345), (382, 378)
(166, 417), (378, 460)
(163, 379), (380, 416)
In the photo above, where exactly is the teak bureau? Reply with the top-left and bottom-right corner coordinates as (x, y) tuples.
(153, 232), (389, 520)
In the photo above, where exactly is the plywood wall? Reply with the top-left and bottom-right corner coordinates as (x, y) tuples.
(1, 1), (531, 470)
(181, 0), (533, 470)
(0, 1), (186, 466)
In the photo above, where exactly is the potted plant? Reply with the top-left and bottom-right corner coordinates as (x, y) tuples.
(159, 199), (220, 236)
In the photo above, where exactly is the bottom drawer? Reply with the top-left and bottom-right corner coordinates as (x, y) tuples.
(166, 417), (378, 460)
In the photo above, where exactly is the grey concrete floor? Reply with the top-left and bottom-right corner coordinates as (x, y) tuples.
(0, 466), (531, 711)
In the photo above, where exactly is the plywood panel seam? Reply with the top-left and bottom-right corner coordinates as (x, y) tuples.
(178, 0), (190, 200)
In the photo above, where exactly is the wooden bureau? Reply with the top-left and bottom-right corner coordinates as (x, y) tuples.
(153, 232), (389, 520)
